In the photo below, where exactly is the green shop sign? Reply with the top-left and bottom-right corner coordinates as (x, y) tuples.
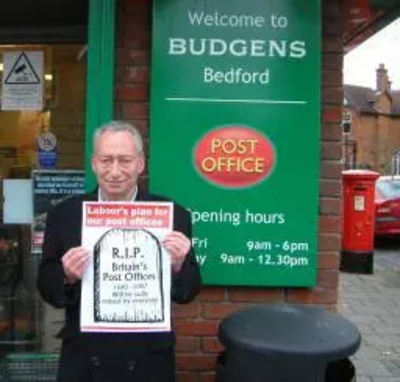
(150, 0), (321, 286)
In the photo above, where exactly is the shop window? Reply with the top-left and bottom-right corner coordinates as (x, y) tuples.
(0, 44), (86, 353)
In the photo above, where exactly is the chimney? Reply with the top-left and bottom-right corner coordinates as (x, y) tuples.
(376, 63), (390, 93)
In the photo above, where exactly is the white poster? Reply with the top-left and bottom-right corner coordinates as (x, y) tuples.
(1, 51), (44, 111)
(80, 201), (173, 333)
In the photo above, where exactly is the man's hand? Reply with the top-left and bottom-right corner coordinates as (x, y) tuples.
(61, 246), (90, 284)
(162, 231), (191, 273)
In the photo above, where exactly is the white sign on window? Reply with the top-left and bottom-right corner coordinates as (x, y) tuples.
(1, 51), (44, 111)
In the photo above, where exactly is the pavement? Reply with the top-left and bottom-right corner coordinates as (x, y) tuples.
(339, 240), (400, 382)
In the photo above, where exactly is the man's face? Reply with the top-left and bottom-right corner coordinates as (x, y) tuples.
(91, 130), (144, 201)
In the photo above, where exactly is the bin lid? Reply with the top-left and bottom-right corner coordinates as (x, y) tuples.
(218, 304), (361, 359)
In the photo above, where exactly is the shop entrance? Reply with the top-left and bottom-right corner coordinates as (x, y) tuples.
(0, 1), (88, 357)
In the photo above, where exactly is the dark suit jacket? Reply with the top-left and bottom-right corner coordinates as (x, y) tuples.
(37, 189), (201, 382)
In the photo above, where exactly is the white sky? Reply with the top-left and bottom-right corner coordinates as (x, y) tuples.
(344, 17), (400, 90)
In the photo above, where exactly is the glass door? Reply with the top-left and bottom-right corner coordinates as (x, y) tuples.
(0, 44), (86, 353)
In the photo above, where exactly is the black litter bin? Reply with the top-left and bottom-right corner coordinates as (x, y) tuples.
(217, 304), (360, 382)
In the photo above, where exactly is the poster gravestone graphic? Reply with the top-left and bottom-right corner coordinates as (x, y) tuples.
(93, 228), (164, 323)
(150, 0), (321, 286)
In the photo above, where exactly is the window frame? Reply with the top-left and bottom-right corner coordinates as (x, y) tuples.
(84, 0), (116, 191)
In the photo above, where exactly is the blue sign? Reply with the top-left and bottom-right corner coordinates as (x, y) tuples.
(38, 132), (57, 168)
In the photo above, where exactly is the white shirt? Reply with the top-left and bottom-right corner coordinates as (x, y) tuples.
(98, 186), (138, 202)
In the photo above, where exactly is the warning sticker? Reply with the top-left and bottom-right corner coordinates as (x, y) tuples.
(1, 51), (44, 111)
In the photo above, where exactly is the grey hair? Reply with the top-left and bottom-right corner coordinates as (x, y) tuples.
(93, 121), (144, 154)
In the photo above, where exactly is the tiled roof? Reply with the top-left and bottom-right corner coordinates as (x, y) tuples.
(391, 91), (400, 116)
(344, 84), (400, 116)
(344, 85), (378, 114)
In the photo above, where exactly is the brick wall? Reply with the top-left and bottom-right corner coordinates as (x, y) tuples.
(346, 102), (400, 173)
(115, 0), (344, 380)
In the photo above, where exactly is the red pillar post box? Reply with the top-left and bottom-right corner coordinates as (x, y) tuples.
(340, 170), (379, 274)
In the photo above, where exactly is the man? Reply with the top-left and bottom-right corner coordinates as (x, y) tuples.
(37, 121), (201, 382)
